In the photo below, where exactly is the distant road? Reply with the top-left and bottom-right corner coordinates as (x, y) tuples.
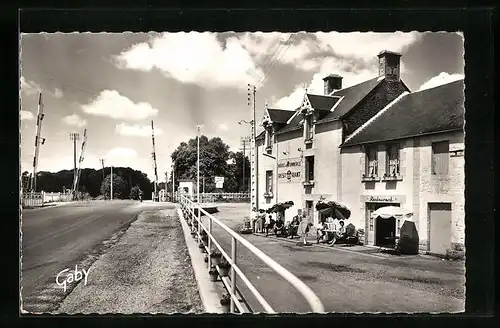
(21, 200), (173, 312)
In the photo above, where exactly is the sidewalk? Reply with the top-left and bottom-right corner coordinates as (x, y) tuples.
(55, 209), (203, 314)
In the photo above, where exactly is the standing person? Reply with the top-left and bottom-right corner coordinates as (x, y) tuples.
(259, 210), (266, 233)
(298, 212), (312, 245)
(251, 207), (258, 233)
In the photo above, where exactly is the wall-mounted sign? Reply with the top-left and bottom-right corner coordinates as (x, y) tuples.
(450, 149), (464, 157)
(277, 157), (302, 183)
(362, 195), (406, 203)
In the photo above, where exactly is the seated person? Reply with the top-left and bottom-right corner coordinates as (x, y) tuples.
(274, 217), (285, 236)
(265, 215), (275, 236)
(288, 215), (300, 238)
(336, 220), (346, 239)
(316, 217), (327, 242)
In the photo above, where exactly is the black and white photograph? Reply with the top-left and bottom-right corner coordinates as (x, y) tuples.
(20, 31), (465, 314)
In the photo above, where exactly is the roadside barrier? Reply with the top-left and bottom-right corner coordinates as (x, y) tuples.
(179, 194), (325, 314)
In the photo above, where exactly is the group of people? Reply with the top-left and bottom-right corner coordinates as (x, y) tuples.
(316, 216), (346, 243)
(251, 208), (314, 243)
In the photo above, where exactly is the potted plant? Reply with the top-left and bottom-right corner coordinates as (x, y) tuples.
(201, 232), (209, 245)
(204, 254), (209, 263)
(218, 258), (231, 277)
(199, 241), (207, 253)
(210, 251), (222, 266)
(208, 267), (218, 282)
(220, 294), (231, 313)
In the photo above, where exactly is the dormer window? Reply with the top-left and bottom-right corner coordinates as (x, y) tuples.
(304, 114), (314, 143)
(265, 126), (273, 151)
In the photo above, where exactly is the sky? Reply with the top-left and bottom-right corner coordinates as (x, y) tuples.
(19, 32), (464, 182)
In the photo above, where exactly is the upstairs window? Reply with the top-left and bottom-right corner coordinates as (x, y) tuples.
(432, 140), (449, 175)
(386, 143), (400, 176)
(304, 115), (313, 141)
(265, 128), (273, 149)
(305, 156), (315, 182)
(365, 146), (378, 176)
(265, 170), (273, 193)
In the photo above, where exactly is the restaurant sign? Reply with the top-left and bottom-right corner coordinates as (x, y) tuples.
(277, 158), (302, 183)
(362, 195), (406, 203)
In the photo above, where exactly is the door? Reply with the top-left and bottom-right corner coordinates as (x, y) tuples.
(429, 203), (452, 255)
(365, 202), (400, 246)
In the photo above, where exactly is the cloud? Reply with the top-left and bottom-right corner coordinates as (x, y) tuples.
(53, 88), (64, 99)
(115, 122), (164, 137)
(62, 114), (88, 128)
(20, 76), (41, 96)
(20, 110), (35, 121)
(81, 90), (159, 120)
(218, 123), (229, 131)
(418, 72), (464, 91)
(114, 32), (266, 90)
(106, 147), (138, 158)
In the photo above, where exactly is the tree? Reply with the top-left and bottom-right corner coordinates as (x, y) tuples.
(100, 173), (127, 199)
(170, 135), (250, 193)
(129, 185), (142, 200)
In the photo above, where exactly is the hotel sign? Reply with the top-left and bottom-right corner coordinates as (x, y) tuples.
(277, 157), (302, 183)
(362, 195), (406, 203)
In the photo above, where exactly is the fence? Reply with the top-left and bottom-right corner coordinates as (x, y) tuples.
(179, 194), (324, 314)
(22, 192), (44, 208)
(42, 191), (72, 203)
(176, 192), (250, 203)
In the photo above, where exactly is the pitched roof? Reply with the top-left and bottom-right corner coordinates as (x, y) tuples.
(276, 111), (303, 134)
(306, 94), (341, 111)
(341, 79), (464, 147)
(256, 130), (265, 140)
(267, 108), (295, 123)
(318, 77), (384, 122)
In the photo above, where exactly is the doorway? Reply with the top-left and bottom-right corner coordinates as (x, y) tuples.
(428, 203), (452, 254)
(365, 202), (399, 245)
(375, 216), (396, 247)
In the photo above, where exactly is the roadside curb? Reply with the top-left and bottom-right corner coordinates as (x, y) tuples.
(174, 208), (224, 314)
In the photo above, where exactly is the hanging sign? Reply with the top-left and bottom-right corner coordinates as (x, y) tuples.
(277, 158), (302, 183)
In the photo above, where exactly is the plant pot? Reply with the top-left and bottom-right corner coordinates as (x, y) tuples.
(204, 255), (208, 263)
(209, 269), (218, 282)
(218, 265), (230, 277)
(220, 295), (231, 312)
(210, 256), (221, 267)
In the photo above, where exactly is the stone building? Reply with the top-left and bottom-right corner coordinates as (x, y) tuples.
(340, 79), (465, 254)
(255, 49), (465, 256)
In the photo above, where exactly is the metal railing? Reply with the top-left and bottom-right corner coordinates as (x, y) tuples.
(22, 192), (44, 208)
(179, 192), (250, 203)
(179, 194), (324, 314)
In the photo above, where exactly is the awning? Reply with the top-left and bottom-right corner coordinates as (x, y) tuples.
(266, 201), (294, 213)
(371, 206), (413, 220)
(315, 201), (351, 220)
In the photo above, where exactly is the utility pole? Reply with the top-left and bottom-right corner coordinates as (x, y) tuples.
(69, 132), (80, 200)
(151, 120), (159, 202)
(100, 158), (105, 199)
(196, 125), (201, 204)
(247, 84), (257, 210)
(73, 128), (87, 200)
(31, 92), (46, 192)
(110, 165), (113, 200)
(172, 161), (176, 201)
(240, 136), (250, 192)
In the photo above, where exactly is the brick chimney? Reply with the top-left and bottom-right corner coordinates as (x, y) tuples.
(322, 74), (343, 95)
(378, 50), (402, 82)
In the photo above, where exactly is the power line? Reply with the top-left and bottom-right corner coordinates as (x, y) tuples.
(257, 35), (289, 83)
(257, 33), (295, 91)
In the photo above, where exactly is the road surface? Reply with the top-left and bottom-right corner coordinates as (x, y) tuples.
(21, 200), (173, 312)
(198, 203), (465, 313)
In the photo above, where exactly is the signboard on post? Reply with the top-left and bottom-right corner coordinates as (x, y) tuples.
(215, 176), (224, 189)
(277, 157), (302, 183)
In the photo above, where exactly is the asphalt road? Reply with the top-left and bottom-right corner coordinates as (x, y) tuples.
(21, 200), (173, 313)
(198, 203), (466, 313)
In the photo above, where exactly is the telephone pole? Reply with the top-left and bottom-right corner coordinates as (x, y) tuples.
(196, 125), (201, 204)
(100, 158), (105, 199)
(110, 165), (113, 200)
(240, 136), (250, 192)
(171, 160), (176, 201)
(151, 120), (159, 202)
(73, 128), (87, 199)
(31, 92), (46, 192)
(69, 132), (80, 199)
(247, 84), (257, 210)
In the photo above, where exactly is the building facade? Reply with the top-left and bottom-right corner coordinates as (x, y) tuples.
(255, 49), (465, 255)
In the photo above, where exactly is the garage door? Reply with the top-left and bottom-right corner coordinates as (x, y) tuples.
(428, 203), (452, 255)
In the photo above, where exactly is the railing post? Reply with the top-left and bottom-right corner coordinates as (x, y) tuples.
(208, 216), (212, 271)
(230, 236), (237, 313)
(197, 206), (201, 237)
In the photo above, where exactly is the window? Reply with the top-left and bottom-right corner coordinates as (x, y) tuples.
(304, 116), (313, 141)
(305, 156), (315, 182)
(432, 141), (449, 175)
(365, 146), (378, 176)
(265, 170), (273, 194)
(386, 143), (400, 176)
(265, 128), (273, 149)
